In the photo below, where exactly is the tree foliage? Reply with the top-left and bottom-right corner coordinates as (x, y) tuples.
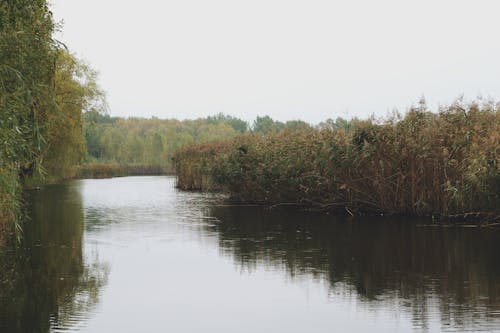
(40, 50), (107, 180)
(207, 113), (248, 133)
(81, 113), (312, 173)
(0, 0), (106, 225)
(0, 0), (57, 172)
(0, 0), (58, 223)
(82, 114), (245, 171)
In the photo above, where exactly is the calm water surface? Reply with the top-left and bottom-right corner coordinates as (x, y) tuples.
(1, 176), (500, 332)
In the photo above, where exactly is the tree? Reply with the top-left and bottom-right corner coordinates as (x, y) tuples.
(0, 0), (58, 176)
(284, 120), (311, 131)
(0, 0), (59, 222)
(41, 51), (107, 179)
(207, 113), (248, 133)
(252, 116), (285, 134)
(317, 117), (360, 132)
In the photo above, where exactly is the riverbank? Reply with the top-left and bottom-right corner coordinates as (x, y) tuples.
(0, 166), (22, 231)
(173, 102), (500, 221)
(75, 163), (174, 179)
(0, 163), (173, 232)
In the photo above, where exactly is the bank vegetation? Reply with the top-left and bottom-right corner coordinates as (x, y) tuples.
(173, 101), (500, 221)
(0, 1), (106, 230)
(80, 113), (314, 177)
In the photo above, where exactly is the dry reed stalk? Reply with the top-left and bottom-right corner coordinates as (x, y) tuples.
(173, 102), (500, 218)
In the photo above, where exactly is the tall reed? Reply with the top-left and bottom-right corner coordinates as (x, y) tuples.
(0, 165), (22, 234)
(76, 163), (172, 179)
(173, 101), (500, 216)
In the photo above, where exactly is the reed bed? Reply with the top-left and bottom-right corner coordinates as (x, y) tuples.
(76, 163), (172, 179)
(173, 102), (500, 217)
(0, 165), (21, 231)
(173, 141), (231, 190)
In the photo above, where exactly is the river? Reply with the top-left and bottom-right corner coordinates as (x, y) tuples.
(1, 176), (499, 332)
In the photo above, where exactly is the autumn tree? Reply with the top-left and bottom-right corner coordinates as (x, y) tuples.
(41, 50), (107, 180)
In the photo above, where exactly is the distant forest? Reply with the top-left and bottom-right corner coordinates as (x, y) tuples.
(82, 111), (357, 172)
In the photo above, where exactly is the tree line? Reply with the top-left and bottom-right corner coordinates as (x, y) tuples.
(81, 112), (346, 173)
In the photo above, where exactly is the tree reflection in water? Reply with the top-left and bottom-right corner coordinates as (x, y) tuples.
(0, 182), (109, 333)
(207, 206), (500, 331)
(1, 179), (499, 332)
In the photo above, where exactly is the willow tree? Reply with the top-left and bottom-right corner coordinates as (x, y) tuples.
(0, 0), (58, 174)
(0, 0), (58, 222)
(0, 1), (106, 226)
(41, 50), (107, 180)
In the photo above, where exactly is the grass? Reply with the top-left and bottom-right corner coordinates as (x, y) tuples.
(173, 101), (500, 218)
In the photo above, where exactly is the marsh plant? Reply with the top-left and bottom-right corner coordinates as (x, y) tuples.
(173, 101), (500, 217)
(0, 1), (106, 231)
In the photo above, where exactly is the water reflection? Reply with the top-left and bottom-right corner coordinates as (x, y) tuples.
(1, 177), (499, 332)
(0, 182), (109, 333)
(207, 206), (500, 331)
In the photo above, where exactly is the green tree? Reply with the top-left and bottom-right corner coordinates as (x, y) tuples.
(252, 116), (285, 134)
(0, 0), (58, 223)
(150, 133), (164, 165)
(284, 120), (311, 131)
(0, 0), (58, 175)
(317, 117), (360, 132)
(207, 113), (248, 133)
(41, 51), (107, 180)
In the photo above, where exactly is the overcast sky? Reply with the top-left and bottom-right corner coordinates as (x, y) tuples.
(51, 0), (500, 124)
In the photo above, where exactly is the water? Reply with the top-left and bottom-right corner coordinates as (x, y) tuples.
(1, 176), (499, 332)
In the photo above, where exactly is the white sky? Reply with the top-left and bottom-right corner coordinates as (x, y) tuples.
(51, 0), (500, 124)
